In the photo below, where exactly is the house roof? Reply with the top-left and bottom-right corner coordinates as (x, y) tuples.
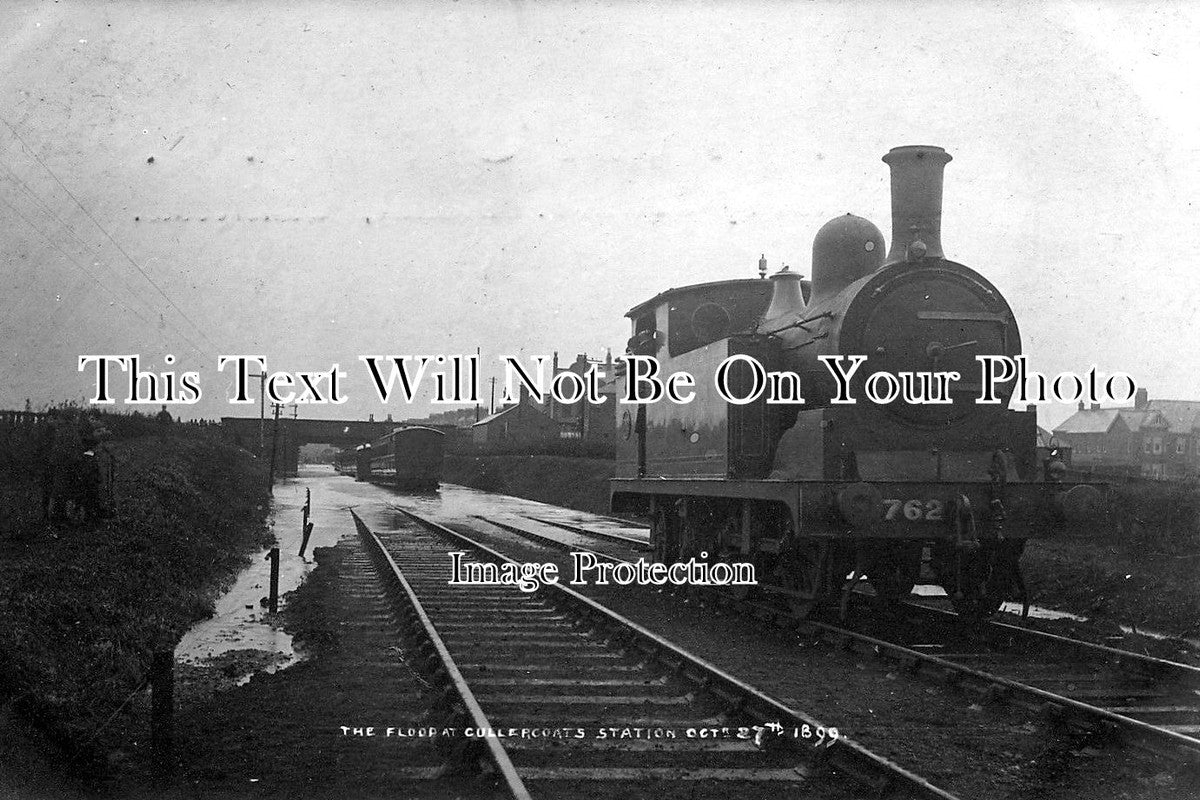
(471, 406), (515, 427)
(1053, 409), (1124, 435)
(472, 400), (559, 427)
(1116, 409), (1156, 430)
(1053, 401), (1200, 437)
(1146, 400), (1200, 434)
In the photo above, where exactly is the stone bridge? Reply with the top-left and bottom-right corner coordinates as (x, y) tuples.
(220, 416), (466, 476)
(220, 416), (396, 476)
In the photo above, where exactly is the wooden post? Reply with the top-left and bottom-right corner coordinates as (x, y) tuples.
(300, 489), (312, 557)
(266, 547), (280, 613)
(299, 521), (314, 559)
(150, 651), (174, 783)
(267, 402), (282, 489)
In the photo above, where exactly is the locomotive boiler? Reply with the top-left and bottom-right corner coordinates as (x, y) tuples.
(611, 145), (1101, 618)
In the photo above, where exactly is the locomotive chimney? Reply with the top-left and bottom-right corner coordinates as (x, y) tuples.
(882, 145), (952, 265)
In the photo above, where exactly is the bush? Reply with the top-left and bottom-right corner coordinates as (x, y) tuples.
(1099, 480), (1200, 556)
(0, 430), (270, 773)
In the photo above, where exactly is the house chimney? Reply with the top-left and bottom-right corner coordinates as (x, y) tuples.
(1135, 388), (1148, 410)
(1078, 401), (1085, 411)
(882, 145), (952, 265)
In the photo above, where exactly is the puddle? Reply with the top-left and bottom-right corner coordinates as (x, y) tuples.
(1114, 624), (1200, 650)
(175, 466), (346, 677)
(997, 601), (1088, 622)
(912, 584), (1200, 647)
(910, 584), (1089, 621)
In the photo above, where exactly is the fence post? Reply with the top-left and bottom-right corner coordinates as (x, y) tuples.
(299, 521), (314, 559)
(299, 488), (313, 557)
(266, 547), (280, 613)
(150, 651), (174, 784)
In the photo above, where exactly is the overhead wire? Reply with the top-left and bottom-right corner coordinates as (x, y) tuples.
(0, 160), (177, 325)
(0, 115), (222, 353)
(0, 193), (210, 358)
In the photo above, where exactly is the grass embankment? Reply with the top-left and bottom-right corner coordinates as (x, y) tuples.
(1024, 480), (1200, 635)
(0, 431), (271, 781)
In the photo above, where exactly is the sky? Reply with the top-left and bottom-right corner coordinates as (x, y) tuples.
(2, 0), (1198, 431)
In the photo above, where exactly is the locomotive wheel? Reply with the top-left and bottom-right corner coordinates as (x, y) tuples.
(864, 543), (922, 610)
(932, 540), (1025, 620)
(778, 540), (830, 618)
(650, 509), (679, 565)
(717, 547), (755, 601)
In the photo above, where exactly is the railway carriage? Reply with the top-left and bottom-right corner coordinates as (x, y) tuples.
(611, 145), (1103, 619)
(357, 426), (445, 491)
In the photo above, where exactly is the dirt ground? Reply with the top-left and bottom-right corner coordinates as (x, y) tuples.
(443, 517), (1198, 800)
(102, 538), (501, 800)
(7, 465), (1195, 800)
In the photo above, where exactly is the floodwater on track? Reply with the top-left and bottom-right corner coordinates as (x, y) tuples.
(175, 466), (1200, 681)
(174, 464), (364, 677)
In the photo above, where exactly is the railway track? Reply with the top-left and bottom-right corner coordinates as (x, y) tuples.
(457, 511), (1200, 767)
(356, 507), (957, 799)
(523, 514), (652, 550)
(836, 600), (1200, 764)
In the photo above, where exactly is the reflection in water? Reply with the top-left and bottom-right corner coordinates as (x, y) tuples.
(176, 465), (366, 668)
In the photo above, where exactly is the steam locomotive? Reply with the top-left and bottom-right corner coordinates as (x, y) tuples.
(611, 145), (1101, 618)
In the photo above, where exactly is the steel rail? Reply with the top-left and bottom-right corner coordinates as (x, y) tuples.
(350, 511), (533, 800)
(792, 609), (1200, 765)
(524, 514), (652, 549)
(446, 511), (1200, 766)
(470, 514), (631, 563)
(903, 600), (1200, 678)
(397, 507), (961, 800)
(723, 592), (1200, 766)
(512, 511), (1198, 683)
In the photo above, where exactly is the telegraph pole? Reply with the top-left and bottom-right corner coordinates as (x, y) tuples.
(249, 371), (267, 453)
(474, 346), (481, 423)
(267, 402), (283, 488)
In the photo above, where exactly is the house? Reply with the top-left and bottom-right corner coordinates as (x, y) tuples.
(1052, 388), (1200, 479)
(544, 351), (618, 446)
(1051, 408), (1136, 471)
(470, 388), (562, 451)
